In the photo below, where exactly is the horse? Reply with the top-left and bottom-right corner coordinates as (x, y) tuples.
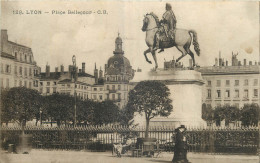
(141, 12), (200, 70)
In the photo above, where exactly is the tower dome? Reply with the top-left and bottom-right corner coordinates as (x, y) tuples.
(115, 35), (122, 44)
(105, 33), (134, 81)
(114, 33), (124, 55)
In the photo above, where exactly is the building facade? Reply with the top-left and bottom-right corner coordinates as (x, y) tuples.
(2, 29), (259, 111)
(103, 34), (135, 108)
(200, 54), (260, 108)
(35, 33), (134, 109)
(0, 30), (40, 90)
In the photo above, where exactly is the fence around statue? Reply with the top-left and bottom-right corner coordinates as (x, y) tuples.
(1, 125), (259, 154)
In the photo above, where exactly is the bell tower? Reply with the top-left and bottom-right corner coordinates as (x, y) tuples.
(113, 33), (124, 55)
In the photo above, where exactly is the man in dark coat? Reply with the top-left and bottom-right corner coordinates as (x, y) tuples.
(172, 125), (190, 163)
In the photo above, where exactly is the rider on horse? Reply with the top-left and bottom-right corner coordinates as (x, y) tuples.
(155, 3), (177, 53)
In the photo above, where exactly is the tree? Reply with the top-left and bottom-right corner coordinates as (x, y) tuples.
(119, 102), (136, 126)
(241, 104), (260, 127)
(1, 87), (41, 127)
(44, 93), (74, 127)
(127, 80), (173, 138)
(202, 103), (214, 124)
(77, 99), (96, 125)
(1, 88), (15, 125)
(214, 105), (240, 126)
(94, 100), (120, 125)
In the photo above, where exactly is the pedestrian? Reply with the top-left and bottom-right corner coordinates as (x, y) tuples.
(172, 125), (190, 163)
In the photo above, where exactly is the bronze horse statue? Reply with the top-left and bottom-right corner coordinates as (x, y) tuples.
(142, 13), (200, 70)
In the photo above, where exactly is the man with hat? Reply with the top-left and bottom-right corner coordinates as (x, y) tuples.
(172, 125), (190, 163)
(155, 3), (177, 53)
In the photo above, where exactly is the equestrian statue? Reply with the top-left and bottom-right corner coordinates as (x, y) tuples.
(142, 3), (200, 70)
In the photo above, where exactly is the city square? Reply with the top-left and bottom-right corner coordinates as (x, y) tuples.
(1, 1), (260, 163)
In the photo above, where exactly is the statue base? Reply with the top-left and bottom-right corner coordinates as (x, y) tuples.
(132, 69), (206, 128)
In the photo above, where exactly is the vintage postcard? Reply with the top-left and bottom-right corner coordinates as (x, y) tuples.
(0, 1), (259, 163)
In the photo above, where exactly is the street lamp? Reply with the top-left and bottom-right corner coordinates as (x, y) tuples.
(40, 109), (42, 126)
(72, 55), (77, 127)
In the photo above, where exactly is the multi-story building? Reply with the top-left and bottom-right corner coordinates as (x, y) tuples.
(200, 54), (260, 108)
(39, 63), (95, 99)
(3, 29), (258, 111)
(0, 30), (40, 90)
(103, 33), (135, 108)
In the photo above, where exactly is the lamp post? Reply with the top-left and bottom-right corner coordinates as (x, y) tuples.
(40, 109), (42, 126)
(72, 55), (77, 127)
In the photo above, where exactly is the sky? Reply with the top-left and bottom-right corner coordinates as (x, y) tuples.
(1, 1), (259, 74)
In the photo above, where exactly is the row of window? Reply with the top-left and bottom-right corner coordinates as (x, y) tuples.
(14, 51), (33, 63)
(207, 89), (258, 99)
(106, 93), (121, 100)
(39, 87), (57, 94)
(40, 81), (57, 86)
(14, 66), (33, 77)
(207, 79), (258, 87)
(0, 64), (34, 77)
(60, 84), (90, 90)
(0, 64), (12, 74)
(0, 78), (34, 89)
(106, 84), (128, 91)
(106, 76), (129, 82)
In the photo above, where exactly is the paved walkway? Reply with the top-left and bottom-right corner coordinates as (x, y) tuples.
(0, 150), (259, 163)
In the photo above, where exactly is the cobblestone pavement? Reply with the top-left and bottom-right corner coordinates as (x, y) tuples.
(0, 150), (259, 163)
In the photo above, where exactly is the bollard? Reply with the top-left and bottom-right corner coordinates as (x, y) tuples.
(8, 144), (15, 153)
(17, 132), (33, 154)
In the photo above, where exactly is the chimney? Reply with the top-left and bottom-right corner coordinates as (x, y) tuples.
(219, 58), (222, 67)
(249, 61), (252, 66)
(60, 65), (64, 74)
(189, 59), (192, 68)
(68, 65), (73, 79)
(82, 62), (85, 73)
(215, 58), (218, 66)
(99, 67), (103, 78)
(105, 64), (108, 73)
(55, 67), (58, 73)
(244, 59), (247, 66)
(38, 67), (41, 74)
(226, 61), (228, 66)
(1, 30), (8, 50)
(238, 61), (241, 66)
(46, 65), (50, 77)
(1, 29), (8, 42)
(94, 63), (98, 84)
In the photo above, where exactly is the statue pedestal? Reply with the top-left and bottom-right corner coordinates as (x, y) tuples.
(133, 69), (206, 127)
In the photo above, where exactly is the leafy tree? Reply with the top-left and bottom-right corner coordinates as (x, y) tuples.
(214, 105), (240, 126)
(119, 102), (136, 126)
(1, 88), (14, 125)
(94, 100), (120, 125)
(241, 104), (260, 127)
(202, 103), (214, 123)
(77, 100), (96, 126)
(44, 93), (74, 127)
(214, 106), (225, 126)
(224, 105), (240, 126)
(1, 87), (41, 127)
(127, 80), (173, 138)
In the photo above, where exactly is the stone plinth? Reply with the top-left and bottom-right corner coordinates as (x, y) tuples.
(132, 69), (206, 127)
